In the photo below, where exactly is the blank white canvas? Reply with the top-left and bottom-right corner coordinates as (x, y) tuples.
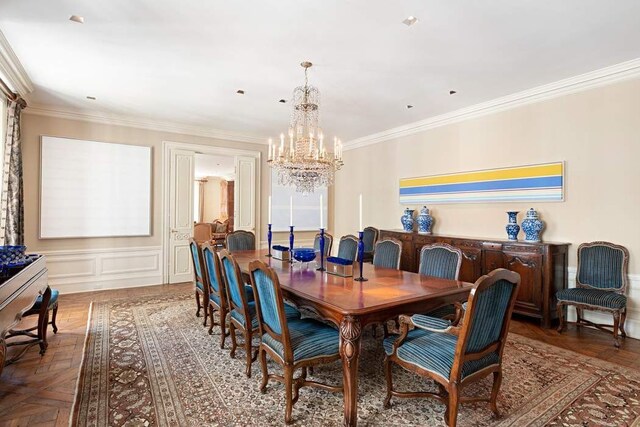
(40, 136), (152, 238)
(271, 170), (328, 232)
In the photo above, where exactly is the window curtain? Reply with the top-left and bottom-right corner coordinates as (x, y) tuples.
(0, 99), (24, 245)
(197, 179), (206, 223)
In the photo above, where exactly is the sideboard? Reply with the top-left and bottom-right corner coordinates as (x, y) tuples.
(379, 230), (569, 328)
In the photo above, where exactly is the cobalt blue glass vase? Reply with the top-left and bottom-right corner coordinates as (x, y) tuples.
(401, 208), (415, 232)
(521, 208), (544, 243)
(505, 211), (520, 241)
(417, 206), (433, 234)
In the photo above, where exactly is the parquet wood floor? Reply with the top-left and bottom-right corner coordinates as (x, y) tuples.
(0, 282), (638, 426)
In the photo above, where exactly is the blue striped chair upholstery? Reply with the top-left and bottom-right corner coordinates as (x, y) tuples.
(202, 243), (231, 348)
(383, 269), (521, 427)
(189, 239), (208, 324)
(337, 235), (358, 261)
(313, 232), (333, 257)
(248, 260), (342, 424)
(225, 230), (256, 252)
(556, 241), (630, 347)
(363, 226), (379, 262)
(373, 239), (402, 270)
(420, 243), (464, 322)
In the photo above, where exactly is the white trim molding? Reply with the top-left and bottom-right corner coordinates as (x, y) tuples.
(0, 29), (33, 96)
(345, 58), (640, 151)
(565, 267), (640, 340)
(24, 103), (267, 145)
(41, 246), (163, 294)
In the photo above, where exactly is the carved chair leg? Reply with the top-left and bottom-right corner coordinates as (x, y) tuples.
(38, 309), (50, 355)
(447, 382), (460, 427)
(51, 303), (59, 334)
(620, 308), (627, 338)
(202, 302), (208, 327)
(244, 329), (253, 377)
(208, 307), (215, 335)
(229, 323), (237, 358)
(259, 346), (269, 393)
(195, 291), (202, 317)
(556, 302), (565, 333)
(613, 311), (621, 348)
(383, 356), (393, 409)
(490, 370), (502, 417)
(219, 308), (227, 349)
(576, 307), (584, 324)
(284, 364), (294, 424)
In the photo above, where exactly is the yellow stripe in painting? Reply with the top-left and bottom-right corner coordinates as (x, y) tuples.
(400, 163), (563, 188)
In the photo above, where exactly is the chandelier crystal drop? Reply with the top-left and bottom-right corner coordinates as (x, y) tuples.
(267, 61), (344, 194)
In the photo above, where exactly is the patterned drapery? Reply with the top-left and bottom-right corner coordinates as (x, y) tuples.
(197, 179), (206, 223)
(0, 99), (24, 245)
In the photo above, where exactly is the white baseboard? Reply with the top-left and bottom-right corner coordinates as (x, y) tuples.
(565, 267), (640, 339)
(40, 246), (163, 294)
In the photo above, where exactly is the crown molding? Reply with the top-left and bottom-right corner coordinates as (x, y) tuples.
(344, 58), (640, 151)
(0, 29), (33, 97)
(23, 103), (268, 145)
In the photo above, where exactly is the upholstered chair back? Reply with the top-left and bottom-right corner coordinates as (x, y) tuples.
(193, 222), (213, 243)
(314, 232), (334, 257)
(337, 235), (358, 261)
(372, 239), (402, 269)
(453, 269), (520, 380)
(202, 243), (224, 296)
(226, 230), (256, 252)
(577, 242), (629, 292)
(249, 262), (286, 336)
(363, 227), (379, 253)
(219, 250), (247, 312)
(189, 239), (204, 287)
(419, 243), (463, 280)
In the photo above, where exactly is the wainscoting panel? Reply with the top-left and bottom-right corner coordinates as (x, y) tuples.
(40, 246), (163, 294)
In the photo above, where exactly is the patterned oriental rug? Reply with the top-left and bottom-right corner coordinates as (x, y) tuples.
(71, 292), (640, 426)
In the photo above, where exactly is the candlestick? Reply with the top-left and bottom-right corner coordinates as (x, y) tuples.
(359, 194), (363, 232)
(289, 196), (293, 226)
(354, 231), (368, 281)
(319, 194), (323, 229)
(316, 228), (326, 271)
(289, 225), (295, 266)
(266, 223), (273, 257)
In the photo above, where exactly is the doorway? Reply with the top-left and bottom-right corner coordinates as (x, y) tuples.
(162, 141), (260, 284)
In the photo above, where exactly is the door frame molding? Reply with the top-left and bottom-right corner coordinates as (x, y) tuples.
(161, 140), (262, 283)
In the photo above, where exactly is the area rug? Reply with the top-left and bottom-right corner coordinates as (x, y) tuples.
(71, 292), (640, 426)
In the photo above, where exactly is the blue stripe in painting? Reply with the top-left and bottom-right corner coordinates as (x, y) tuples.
(399, 176), (562, 196)
(400, 194), (562, 203)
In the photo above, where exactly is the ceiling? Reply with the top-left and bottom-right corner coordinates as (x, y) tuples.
(1, 1), (640, 142)
(194, 153), (235, 180)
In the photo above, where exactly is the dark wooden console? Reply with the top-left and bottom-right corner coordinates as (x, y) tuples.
(379, 230), (569, 328)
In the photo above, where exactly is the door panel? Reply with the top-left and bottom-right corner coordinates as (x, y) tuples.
(459, 246), (483, 283)
(169, 149), (195, 283)
(504, 252), (543, 313)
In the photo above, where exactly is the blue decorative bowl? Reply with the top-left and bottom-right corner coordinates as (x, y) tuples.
(292, 248), (316, 263)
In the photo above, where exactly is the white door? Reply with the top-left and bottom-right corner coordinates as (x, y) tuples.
(169, 149), (195, 283)
(234, 156), (256, 238)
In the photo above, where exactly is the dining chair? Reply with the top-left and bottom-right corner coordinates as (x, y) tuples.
(420, 243), (465, 322)
(189, 238), (208, 325)
(313, 232), (333, 257)
(219, 250), (300, 377)
(248, 260), (343, 424)
(202, 242), (230, 348)
(337, 234), (358, 261)
(6, 285), (59, 355)
(225, 230), (256, 252)
(556, 241), (630, 347)
(372, 238), (402, 269)
(193, 222), (213, 244)
(383, 268), (521, 427)
(362, 226), (379, 262)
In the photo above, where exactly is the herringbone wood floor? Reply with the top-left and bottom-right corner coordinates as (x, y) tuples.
(1, 282), (639, 426)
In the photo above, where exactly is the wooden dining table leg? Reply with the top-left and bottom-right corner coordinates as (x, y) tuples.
(339, 315), (362, 427)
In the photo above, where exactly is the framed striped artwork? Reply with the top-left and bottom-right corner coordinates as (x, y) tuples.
(399, 162), (564, 204)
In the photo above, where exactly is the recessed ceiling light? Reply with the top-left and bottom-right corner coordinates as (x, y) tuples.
(279, 99), (286, 103)
(86, 96), (96, 100)
(406, 105), (414, 109)
(402, 16), (418, 26)
(70, 15), (85, 24)
(236, 89), (245, 95)
(449, 90), (457, 95)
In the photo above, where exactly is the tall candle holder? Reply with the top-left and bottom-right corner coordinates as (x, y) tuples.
(316, 228), (326, 271)
(266, 224), (273, 257)
(289, 225), (295, 266)
(354, 231), (368, 282)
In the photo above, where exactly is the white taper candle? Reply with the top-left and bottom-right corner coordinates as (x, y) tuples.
(290, 196), (293, 226)
(268, 196), (272, 224)
(320, 195), (324, 229)
(359, 194), (363, 232)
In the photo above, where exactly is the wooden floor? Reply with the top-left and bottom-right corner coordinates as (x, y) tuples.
(1, 283), (639, 426)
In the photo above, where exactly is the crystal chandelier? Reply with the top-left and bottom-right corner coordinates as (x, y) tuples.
(267, 61), (343, 194)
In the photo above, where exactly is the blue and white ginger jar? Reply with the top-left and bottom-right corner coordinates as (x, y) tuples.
(521, 208), (544, 242)
(401, 208), (415, 232)
(505, 211), (520, 241)
(417, 206), (433, 234)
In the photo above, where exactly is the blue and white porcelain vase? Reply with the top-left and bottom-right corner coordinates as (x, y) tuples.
(417, 206), (433, 234)
(401, 208), (415, 232)
(521, 208), (544, 242)
(505, 211), (520, 241)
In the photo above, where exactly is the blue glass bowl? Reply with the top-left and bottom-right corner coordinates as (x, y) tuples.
(292, 248), (316, 263)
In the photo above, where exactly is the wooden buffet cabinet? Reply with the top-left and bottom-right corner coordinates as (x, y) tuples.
(379, 230), (569, 328)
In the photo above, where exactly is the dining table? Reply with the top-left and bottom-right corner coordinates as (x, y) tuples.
(231, 249), (473, 427)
